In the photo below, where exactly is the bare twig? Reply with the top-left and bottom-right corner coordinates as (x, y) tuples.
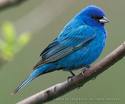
(0, 0), (28, 10)
(17, 42), (125, 104)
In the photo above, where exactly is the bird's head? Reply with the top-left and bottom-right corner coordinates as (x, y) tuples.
(78, 5), (109, 27)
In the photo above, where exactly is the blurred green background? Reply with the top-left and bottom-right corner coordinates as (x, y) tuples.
(0, 0), (125, 104)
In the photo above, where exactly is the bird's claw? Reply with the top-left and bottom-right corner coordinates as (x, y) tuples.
(81, 68), (88, 75)
(67, 75), (74, 82)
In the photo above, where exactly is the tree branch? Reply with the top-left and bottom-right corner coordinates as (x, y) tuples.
(0, 0), (28, 10)
(17, 42), (125, 104)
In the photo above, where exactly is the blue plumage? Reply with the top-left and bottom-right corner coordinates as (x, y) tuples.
(14, 5), (109, 94)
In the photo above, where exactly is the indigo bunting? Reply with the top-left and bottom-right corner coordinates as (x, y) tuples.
(14, 5), (109, 94)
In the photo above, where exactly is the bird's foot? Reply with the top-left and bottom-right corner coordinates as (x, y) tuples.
(81, 65), (97, 80)
(81, 65), (90, 75)
(67, 71), (75, 81)
(76, 65), (90, 89)
(81, 68), (88, 76)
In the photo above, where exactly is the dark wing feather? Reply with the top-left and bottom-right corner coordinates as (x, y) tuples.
(33, 42), (70, 69)
(33, 25), (96, 70)
(42, 35), (96, 63)
(40, 39), (58, 57)
(33, 35), (95, 70)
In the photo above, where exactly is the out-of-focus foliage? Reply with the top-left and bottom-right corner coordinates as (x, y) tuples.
(0, 22), (30, 61)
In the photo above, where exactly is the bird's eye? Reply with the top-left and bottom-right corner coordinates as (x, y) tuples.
(91, 15), (103, 20)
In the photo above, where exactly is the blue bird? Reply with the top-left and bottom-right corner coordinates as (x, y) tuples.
(13, 5), (109, 94)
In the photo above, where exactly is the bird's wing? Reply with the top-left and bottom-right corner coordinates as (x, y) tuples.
(33, 25), (96, 70)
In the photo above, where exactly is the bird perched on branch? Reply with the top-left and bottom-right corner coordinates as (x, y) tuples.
(13, 5), (109, 94)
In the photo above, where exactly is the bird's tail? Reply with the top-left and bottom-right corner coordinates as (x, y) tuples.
(13, 64), (52, 94)
(13, 75), (34, 94)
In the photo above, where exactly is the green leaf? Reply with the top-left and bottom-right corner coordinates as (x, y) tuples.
(0, 22), (31, 61)
(2, 46), (13, 60)
(18, 32), (31, 48)
(2, 22), (16, 44)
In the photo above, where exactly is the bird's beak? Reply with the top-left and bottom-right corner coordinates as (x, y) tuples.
(99, 16), (110, 24)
